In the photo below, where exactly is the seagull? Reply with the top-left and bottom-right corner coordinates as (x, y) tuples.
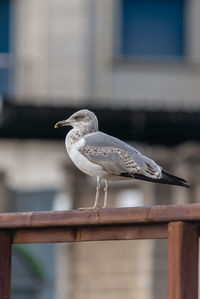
(55, 109), (189, 209)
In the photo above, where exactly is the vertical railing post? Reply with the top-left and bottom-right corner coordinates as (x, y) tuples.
(0, 231), (12, 299)
(168, 221), (198, 299)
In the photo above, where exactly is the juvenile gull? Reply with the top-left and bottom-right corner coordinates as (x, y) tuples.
(55, 109), (189, 209)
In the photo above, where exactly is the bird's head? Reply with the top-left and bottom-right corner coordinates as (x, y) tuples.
(54, 109), (98, 131)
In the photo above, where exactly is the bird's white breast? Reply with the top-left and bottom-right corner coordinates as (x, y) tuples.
(65, 136), (107, 178)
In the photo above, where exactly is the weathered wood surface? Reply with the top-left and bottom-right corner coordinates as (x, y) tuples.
(0, 203), (200, 229)
(0, 205), (199, 299)
(0, 231), (12, 299)
(168, 222), (199, 299)
(13, 223), (168, 244)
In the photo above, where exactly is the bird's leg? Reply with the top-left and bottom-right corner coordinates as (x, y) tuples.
(103, 179), (108, 208)
(93, 177), (101, 208)
(79, 177), (101, 210)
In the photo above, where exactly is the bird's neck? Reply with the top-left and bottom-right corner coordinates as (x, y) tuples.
(66, 124), (97, 149)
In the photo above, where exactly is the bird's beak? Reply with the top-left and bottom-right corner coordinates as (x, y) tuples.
(54, 119), (71, 128)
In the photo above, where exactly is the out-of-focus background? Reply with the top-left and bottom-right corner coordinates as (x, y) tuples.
(0, 0), (200, 298)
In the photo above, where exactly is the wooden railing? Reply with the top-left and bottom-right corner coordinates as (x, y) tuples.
(0, 203), (200, 299)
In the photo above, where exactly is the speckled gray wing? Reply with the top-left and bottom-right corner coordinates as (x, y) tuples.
(80, 131), (162, 178)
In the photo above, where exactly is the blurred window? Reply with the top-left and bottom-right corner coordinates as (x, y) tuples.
(0, 0), (10, 95)
(120, 0), (185, 60)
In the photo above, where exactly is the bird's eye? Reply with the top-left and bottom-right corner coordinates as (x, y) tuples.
(75, 115), (82, 121)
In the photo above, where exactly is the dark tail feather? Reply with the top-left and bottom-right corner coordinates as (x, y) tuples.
(161, 170), (190, 188)
(121, 171), (190, 188)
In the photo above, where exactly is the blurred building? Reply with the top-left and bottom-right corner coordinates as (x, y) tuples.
(0, 0), (200, 299)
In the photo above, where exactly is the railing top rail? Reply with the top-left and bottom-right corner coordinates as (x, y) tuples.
(0, 203), (200, 229)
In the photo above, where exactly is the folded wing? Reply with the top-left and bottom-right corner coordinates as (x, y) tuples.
(81, 131), (162, 179)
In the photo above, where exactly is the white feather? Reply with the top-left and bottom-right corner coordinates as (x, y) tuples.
(65, 137), (108, 178)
